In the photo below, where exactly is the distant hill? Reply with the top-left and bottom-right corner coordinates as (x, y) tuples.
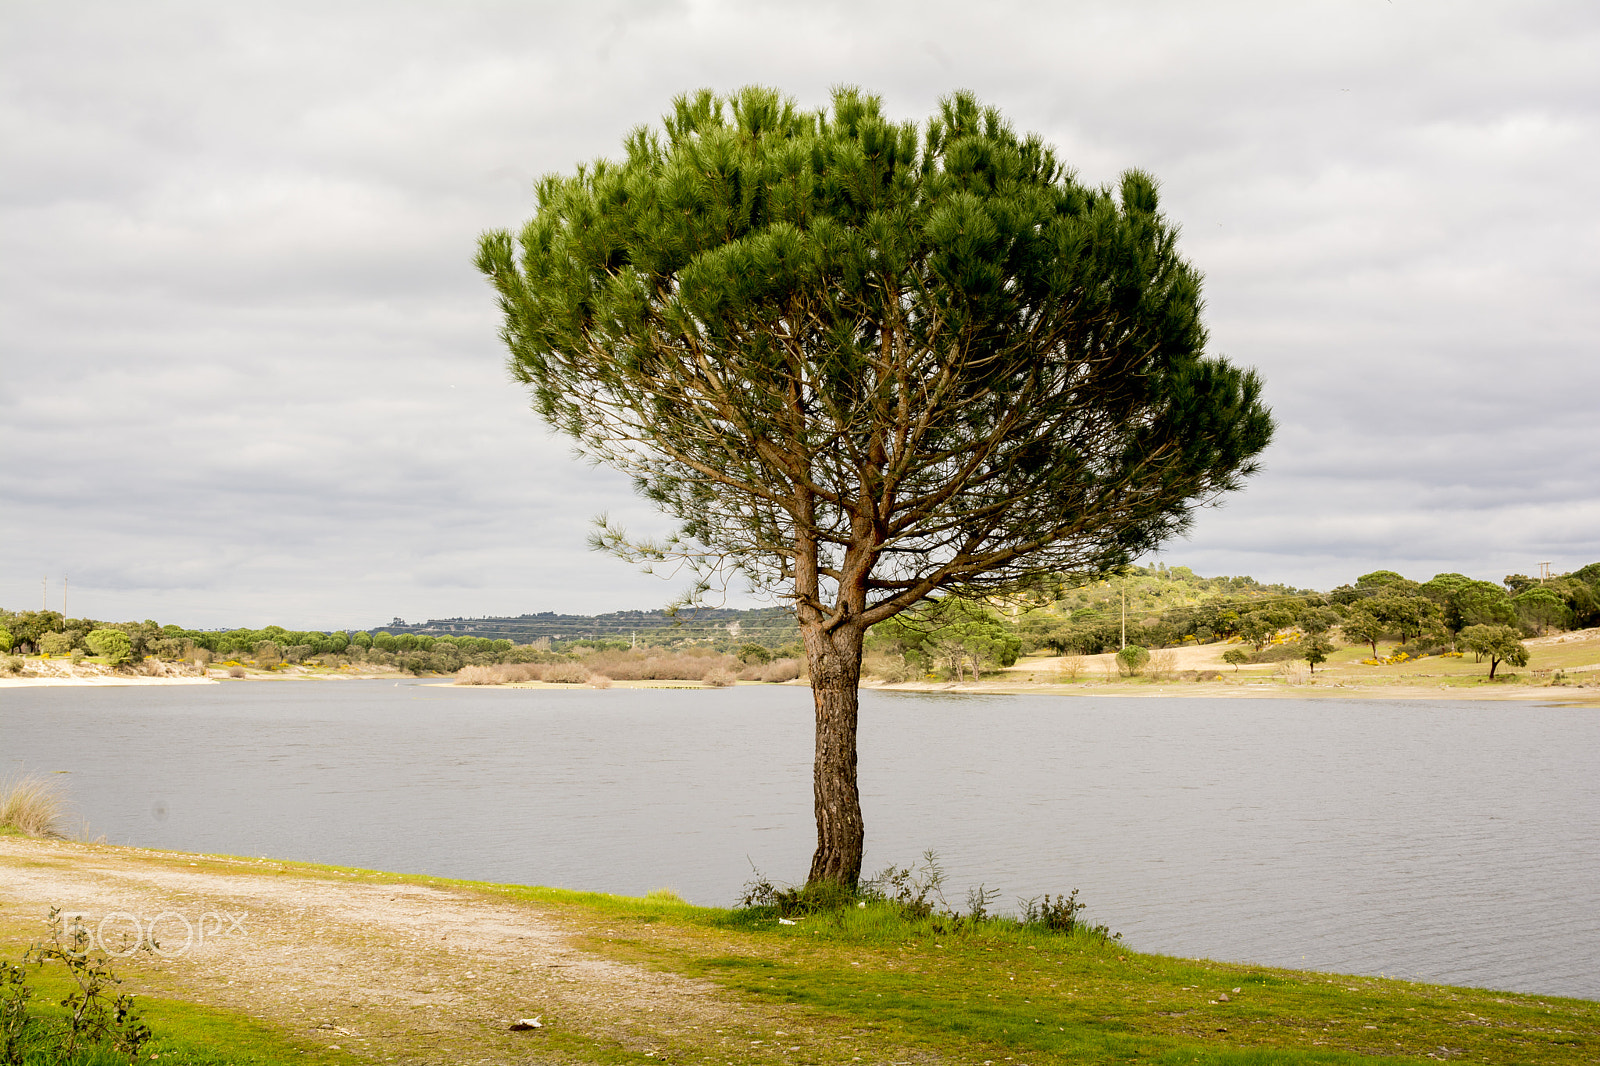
(373, 566), (1319, 650)
(375, 605), (801, 649)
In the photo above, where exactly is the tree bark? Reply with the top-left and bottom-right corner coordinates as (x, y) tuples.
(803, 621), (866, 886)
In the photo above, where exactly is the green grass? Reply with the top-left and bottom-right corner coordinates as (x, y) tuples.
(532, 894), (1598, 1065)
(4, 960), (360, 1065)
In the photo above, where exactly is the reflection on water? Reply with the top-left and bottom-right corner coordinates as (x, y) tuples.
(2, 680), (1596, 999)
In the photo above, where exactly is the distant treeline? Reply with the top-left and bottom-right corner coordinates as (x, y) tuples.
(4, 562), (1596, 677)
(0, 611), (800, 677)
(1006, 562), (1600, 658)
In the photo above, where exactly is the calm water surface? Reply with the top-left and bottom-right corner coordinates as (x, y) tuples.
(2, 680), (1596, 1000)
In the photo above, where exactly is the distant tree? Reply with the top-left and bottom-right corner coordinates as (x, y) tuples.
(1221, 647), (1250, 672)
(1458, 624), (1529, 679)
(1016, 610), (1074, 655)
(1422, 574), (1517, 635)
(478, 87), (1274, 885)
(38, 631), (74, 656)
(0, 626), (12, 654)
(85, 629), (132, 666)
(1297, 606), (1341, 637)
(1116, 644), (1151, 677)
(1369, 592), (1435, 645)
(1502, 573), (1538, 595)
(1302, 632), (1334, 673)
(1342, 608), (1386, 658)
(1547, 575), (1598, 629)
(7, 611), (64, 653)
(1512, 587), (1569, 635)
(875, 598), (1021, 681)
(1237, 613), (1277, 652)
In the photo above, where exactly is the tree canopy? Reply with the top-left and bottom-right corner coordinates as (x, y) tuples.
(478, 86), (1274, 884)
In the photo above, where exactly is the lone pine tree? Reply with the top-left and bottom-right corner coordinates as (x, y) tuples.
(478, 87), (1274, 885)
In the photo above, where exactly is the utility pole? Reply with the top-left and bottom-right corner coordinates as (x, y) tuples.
(1538, 562), (1551, 584)
(42, 576), (48, 611)
(1120, 576), (1127, 650)
(62, 575), (68, 618)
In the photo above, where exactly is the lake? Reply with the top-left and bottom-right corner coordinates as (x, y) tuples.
(2, 680), (1596, 1000)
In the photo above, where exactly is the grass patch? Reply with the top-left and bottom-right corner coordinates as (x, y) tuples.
(0, 774), (66, 838)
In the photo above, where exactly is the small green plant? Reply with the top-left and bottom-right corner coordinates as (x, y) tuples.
(739, 868), (860, 917)
(858, 850), (949, 918)
(1115, 644), (1150, 676)
(963, 884), (1000, 921)
(2, 908), (152, 1065)
(1020, 888), (1084, 931)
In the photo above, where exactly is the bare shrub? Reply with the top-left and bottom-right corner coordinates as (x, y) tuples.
(1276, 661), (1309, 685)
(226, 665), (246, 678)
(0, 774), (67, 838)
(761, 658), (802, 683)
(1147, 649), (1177, 681)
(455, 663), (547, 685)
(738, 663), (765, 681)
(702, 667), (738, 688)
(588, 673), (613, 689)
(865, 657), (916, 683)
(1057, 654), (1085, 681)
(3, 656), (23, 675)
(581, 649), (741, 682)
(543, 662), (591, 684)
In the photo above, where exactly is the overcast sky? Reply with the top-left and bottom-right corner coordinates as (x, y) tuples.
(2, 0), (1597, 630)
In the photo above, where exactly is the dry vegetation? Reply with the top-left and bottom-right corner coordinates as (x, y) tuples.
(454, 651), (803, 687)
(0, 774), (66, 838)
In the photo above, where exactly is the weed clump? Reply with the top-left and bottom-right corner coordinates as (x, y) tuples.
(2, 908), (152, 1064)
(0, 776), (65, 839)
(737, 851), (1118, 943)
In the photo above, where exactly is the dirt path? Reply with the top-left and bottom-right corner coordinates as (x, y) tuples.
(0, 837), (898, 1064)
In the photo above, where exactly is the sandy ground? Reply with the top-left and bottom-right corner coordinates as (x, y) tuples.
(0, 837), (895, 1065)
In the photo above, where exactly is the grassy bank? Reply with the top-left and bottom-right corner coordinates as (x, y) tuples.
(1, 843), (1595, 1064)
(524, 888), (1598, 1064)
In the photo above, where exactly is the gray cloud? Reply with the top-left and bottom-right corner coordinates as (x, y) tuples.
(3, 0), (1597, 627)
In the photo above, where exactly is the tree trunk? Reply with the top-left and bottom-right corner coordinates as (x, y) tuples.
(803, 621), (866, 886)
